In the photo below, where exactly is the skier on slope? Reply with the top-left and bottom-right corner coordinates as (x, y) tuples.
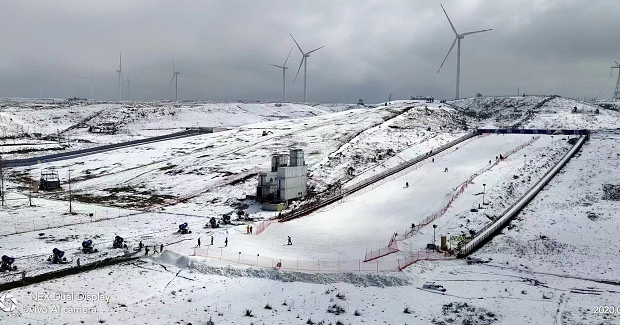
(224, 237), (228, 247)
(444, 167), (449, 172)
(287, 236), (292, 245)
(405, 182), (409, 188)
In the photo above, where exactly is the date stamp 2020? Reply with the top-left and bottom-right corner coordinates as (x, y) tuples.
(594, 306), (620, 314)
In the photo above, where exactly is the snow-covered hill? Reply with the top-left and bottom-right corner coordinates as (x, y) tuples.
(2, 96), (620, 325)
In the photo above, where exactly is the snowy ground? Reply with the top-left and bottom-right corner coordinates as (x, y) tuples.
(474, 131), (620, 280)
(220, 134), (565, 262)
(1, 97), (620, 324)
(0, 100), (356, 160)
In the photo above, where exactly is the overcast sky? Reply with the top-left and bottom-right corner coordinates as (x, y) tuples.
(0, 0), (619, 103)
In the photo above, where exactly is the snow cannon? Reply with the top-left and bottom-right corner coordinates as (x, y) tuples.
(49, 248), (67, 264)
(222, 214), (231, 224)
(0, 255), (16, 272)
(113, 236), (124, 249)
(178, 222), (191, 234)
(209, 217), (219, 228)
(81, 239), (98, 254)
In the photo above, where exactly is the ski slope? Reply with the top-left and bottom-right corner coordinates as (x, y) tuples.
(215, 134), (547, 261)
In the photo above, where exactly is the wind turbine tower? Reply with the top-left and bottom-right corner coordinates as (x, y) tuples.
(170, 57), (181, 102)
(89, 69), (94, 99)
(613, 61), (620, 99)
(437, 4), (492, 100)
(126, 75), (132, 101)
(270, 47), (293, 102)
(116, 52), (123, 101)
(290, 34), (324, 103)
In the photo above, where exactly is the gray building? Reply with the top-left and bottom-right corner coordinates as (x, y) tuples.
(256, 149), (307, 202)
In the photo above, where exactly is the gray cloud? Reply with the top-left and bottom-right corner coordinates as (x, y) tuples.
(0, 0), (618, 103)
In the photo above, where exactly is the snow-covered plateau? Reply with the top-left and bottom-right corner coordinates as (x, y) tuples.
(0, 96), (619, 325)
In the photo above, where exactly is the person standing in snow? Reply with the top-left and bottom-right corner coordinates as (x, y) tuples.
(444, 167), (448, 172)
(76, 258), (80, 267)
(432, 158), (434, 163)
(250, 225), (253, 234)
(287, 236), (292, 245)
(160, 244), (164, 253)
(224, 237), (228, 247)
(153, 245), (158, 254)
(145, 247), (149, 256)
(210, 235), (214, 245)
(198, 237), (201, 247)
(139, 241), (143, 251)
(246, 225), (249, 234)
(405, 182), (409, 188)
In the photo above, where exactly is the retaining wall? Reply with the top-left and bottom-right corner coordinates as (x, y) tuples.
(458, 134), (588, 257)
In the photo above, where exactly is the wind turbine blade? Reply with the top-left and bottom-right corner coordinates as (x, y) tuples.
(437, 37), (458, 73)
(290, 34), (304, 54)
(441, 5), (458, 35)
(172, 56), (176, 73)
(293, 57), (304, 84)
(461, 28), (493, 36)
(270, 64), (284, 68)
(307, 46), (324, 54)
(169, 74), (175, 87)
(283, 46), (293, 66)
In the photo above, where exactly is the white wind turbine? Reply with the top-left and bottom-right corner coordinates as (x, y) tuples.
(290, 34), (324, 103)
(169, 56), (181, 102)
(270, 47), (293, 102)
(116, 52), (123, 101)
(125, 74), (132, 101)
(437, 4), (492, 100)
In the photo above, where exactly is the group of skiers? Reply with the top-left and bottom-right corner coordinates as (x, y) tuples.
(194, 233), (292, 248)
(138, 241), (165, 257)
(246, 225), (253, 234)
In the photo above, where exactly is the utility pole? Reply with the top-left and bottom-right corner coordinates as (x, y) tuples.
(0, 156), (3, 207)
(29, 179), (32, 206)
(68, 169), (72, 214)
(612, 61), (620, 99)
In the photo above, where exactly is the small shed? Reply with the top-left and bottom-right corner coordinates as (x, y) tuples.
(40, 170), (61, 191)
